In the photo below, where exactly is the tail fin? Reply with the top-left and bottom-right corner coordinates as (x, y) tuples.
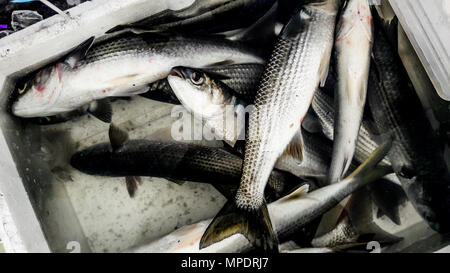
(199, 199), (279, 253)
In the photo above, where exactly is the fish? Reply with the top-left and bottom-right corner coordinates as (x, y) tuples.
(166, 66), (330, 178)
(70, 124), (303, 201)
(167, 66), (249, 146)
(199, 0), (343, 252)
(129, 139), (394, 253)
(11, 33), (264, 122)
(311, 87), (391, 166)
(275, 129), (332, 179)
(367, 15), (450, 233)
(143, 63), (264, 106)
(312, 187), (402, 248)
(328, 0), (373, 184)
(107, 0), (277, 35)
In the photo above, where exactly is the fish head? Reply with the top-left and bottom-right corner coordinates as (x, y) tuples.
(11, 63), (65, 118)
(167, 67), (232, 118)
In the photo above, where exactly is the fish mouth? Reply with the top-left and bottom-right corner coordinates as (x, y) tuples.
(169, 68), (184, 79)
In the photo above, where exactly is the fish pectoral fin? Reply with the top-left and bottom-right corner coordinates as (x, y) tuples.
(108, 123), (129, 151)
(200, 199), (279, 253)
(277, 184), (310, 203)
(280, 6), (309, 39)
(88, 99), (112, 123)
(282, 129), (304, 162)
(318, 41), (333, 87)
(205, 59), (236, 67)
(64, 36), (95, 69)
(125, 176), (142, 198)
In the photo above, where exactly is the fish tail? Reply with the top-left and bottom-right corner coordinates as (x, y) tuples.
(199, 199), (279, 253)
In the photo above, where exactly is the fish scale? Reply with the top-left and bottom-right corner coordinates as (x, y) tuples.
(311, 88), (391, 166)
(12, 33), (263, 118)
(70, 139), (300, 201)
(236, 5), (338, 210)
(368, 18), (450, 233)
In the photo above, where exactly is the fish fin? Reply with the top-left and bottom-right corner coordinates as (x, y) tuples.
(221, 140), (245, 157)
(277, 184), (310, 203)
(88, 99), (112, 123)
(344, 138), (393, 181)
(205, 60), (236, 67)
(64, 36), (95, 69)
(108, 123), (129, 151)
(282, 129), (303, 162)
(370, 179), (407, 225)
(223, 139), (236, 148)
(318, 41), (333, 88)
(106, 25), (164, 35)
(200, 199), (279, 252)
(165, 178), (186, 186)
(125, 176), (141, 198)
(280, 6), (308, 38)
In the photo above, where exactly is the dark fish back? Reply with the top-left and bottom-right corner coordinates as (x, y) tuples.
(368, 21), (450, 233)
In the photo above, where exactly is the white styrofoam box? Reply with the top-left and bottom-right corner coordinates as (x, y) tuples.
(0, 0), (230, 253)
(389, 0), (450, 101)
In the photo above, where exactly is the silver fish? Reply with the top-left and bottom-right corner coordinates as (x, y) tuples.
(11, 34), (263, 121)
(275, 129), (332, 179)
(199, 0), (342, 252)
(311, 88), (390, 166)
(328, 0), (373, 184)
(129, 140), (393, 253)
(167, 66), (248, 146)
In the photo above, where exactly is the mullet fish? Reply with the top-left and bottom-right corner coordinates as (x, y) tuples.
(129, 140), (393, 253)
(199, 0), (342, 252)
(107, 0), (277, 35)
(70, 125), (301, 200)
(311, 87), (390, 166)
(167, 66), (249, 146)
(143, 63), (264, 105)
(11, 33), (263, 122)
(367, 16), (450, 233)
(328, 0), (373, 184)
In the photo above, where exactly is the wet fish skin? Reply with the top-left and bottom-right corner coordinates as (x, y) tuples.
(311, 87), (390, 166)
(129, 140), (393, 253)
(11, 33), (263, 119)
(275, 129), (332, 179)
(328, 0), (373, 184)
(368, 18), (450, 233)
(108, 0), (277, 35)
(143, 63), (264, 105)
(167, 66), (248, 145)
(200, 0), (342, 252)
(70, 139), (301, 201)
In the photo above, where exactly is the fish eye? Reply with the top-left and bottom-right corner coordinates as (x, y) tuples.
(17, 83), (27, 94)
(190, 71), (205, 86)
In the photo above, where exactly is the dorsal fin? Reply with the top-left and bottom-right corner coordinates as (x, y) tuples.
(64, 36), (95, 69)
(109, 123), (129, 151)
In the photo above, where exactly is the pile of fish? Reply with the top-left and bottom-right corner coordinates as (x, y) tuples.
(9, 0), (450, 253)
